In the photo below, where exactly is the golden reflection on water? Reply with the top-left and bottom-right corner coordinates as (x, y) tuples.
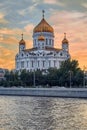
(0, 97), (87, 130)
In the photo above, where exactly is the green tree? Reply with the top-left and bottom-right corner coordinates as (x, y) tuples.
(59, 59), (84, 87)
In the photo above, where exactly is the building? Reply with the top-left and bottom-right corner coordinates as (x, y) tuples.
(15, 11), (70, 72)
(0, 68), (7, 80)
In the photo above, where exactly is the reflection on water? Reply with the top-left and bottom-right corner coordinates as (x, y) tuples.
(0, 96), (87, 130)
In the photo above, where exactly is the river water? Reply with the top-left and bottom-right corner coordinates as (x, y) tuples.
(0, 96), (87, 130)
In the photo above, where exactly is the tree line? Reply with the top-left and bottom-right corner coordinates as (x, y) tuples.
(0, 59), (85, 88)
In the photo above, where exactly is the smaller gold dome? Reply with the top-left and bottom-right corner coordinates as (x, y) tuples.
(38, 34), (45, 41)
(62, 33), (69, 44)
(19, 33), (26, 45)
(19, 39), (25, 45)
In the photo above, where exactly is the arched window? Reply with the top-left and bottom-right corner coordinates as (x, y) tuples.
(46, 39), (48, 45)
(21, 53), (23, 57)
(21, 61), (24, 68)
(60, 53), (62, 56)
(54, 61), (56, 67)
(49, 39), (51, 45)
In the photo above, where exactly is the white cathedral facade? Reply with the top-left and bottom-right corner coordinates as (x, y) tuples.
(15, 11), (70, 72)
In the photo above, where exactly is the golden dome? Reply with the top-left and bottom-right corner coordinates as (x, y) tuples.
(19, 33), (26, 45)
(62, 33), (69, 44)
(19, 39), (25, 45)
(38, 34), (45, 41)
(33, 18), (54, 33)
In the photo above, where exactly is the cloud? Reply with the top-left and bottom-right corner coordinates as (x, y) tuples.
(44, 0), (57, 4)
(0, 12), (9, 24)
(24, 24), (34, 33)
(0, 28), (23, 70)
(18, 9), (27, 16)
(0, 46), (16, 69)
(0, 35), (33, 70)
(0, 0), (87, 70)
(0, 28), (23, 35)
(1, 36), (18, 46)
(43, 0), (65, 6)
(0, 34), (4, 41)
(23, 24), (34, 48)
(0, 13), (5, 19)
(49, 10), (86, 24)
(0, 19), (8, 24)
(18, 3), (38, 16)
(0, 28), (23, 50)
(0, 25), (34, 70)
(82, 3), (87, 8)
(0, 3), (4, 7)
(48, 10), (87, 68)
(71, 49), (87, 69)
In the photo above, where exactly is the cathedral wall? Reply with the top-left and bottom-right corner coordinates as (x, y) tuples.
(15, 54), (67, 72)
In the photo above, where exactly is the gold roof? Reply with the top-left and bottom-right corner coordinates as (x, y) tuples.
(19, 39), (25, 45)
(38, 34), (45, 41)
(33, 18), (54, 33)
(19, 33), (26, 45)
(62, 33), (69, 44)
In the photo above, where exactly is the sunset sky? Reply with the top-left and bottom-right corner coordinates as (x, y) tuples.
(0, 0), (87, 70)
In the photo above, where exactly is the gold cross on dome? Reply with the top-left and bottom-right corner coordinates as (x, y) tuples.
(21, 33), (23, 39)
(42, 10), (45, 18)
(64, 33), (66, 38)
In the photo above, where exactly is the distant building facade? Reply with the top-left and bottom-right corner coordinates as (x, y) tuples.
(15, 11), (70, 72)
(0, 68), (7, 80)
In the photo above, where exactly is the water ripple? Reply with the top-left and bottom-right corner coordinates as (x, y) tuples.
(0, 96), (87, 130)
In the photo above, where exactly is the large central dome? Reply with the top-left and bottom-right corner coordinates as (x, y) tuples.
(33, 18), (54, 33)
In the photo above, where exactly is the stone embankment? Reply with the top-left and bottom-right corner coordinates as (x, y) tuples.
(0, 87), (87, 98)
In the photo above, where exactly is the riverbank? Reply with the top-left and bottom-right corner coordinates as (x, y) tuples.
(0, 87), (87, 98)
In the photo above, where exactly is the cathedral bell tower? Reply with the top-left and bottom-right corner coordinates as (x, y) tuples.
(19, 34), (26, 52)
(62, 33), (69, 52)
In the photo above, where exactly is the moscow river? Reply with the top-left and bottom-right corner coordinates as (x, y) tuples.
(0, 96), (87, 130)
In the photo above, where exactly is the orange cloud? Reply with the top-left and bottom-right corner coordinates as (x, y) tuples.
(49, 11), (87, 69)
(0, 28), (22, 35)
(0, 26), (34, 70)
(24, 24), (34, 33)
(0, 46), (16, 69)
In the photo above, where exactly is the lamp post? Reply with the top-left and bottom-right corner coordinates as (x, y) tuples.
(33, 59), (36, 87)
(69, 70), (72, 88)
(85, 71), (87, 87)
(33, 69), (35, 87)
(83, 66), (86, 88)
